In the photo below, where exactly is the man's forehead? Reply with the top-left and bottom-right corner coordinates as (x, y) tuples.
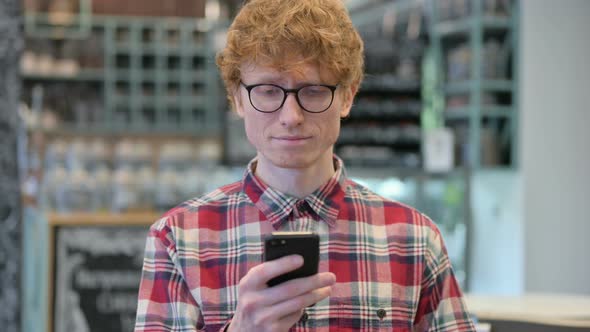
(240, 60), (336, 82)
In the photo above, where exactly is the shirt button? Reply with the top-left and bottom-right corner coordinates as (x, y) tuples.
(300, 311), (309, 323)
(376, 308), (386, 320)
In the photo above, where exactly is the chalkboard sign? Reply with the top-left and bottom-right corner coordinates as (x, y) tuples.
(51, 224), (150, 332)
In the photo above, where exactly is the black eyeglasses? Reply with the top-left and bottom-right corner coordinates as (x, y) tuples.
(240, 82), (338, 113)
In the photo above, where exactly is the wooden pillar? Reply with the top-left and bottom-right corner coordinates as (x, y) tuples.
(0, 0), (23, 331)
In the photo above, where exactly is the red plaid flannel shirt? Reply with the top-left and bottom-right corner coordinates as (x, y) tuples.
(135, 156), (475, 331)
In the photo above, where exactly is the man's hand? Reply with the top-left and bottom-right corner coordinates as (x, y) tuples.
(227, 255), (336, 332)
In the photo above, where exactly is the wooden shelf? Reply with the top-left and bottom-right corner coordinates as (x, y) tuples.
(465, 293), (590, 328)
(434, 16), (511, 37)
(445, 106), (513, 120)
(22, 69), (104, 82)
(48, 211), (162, 226)
(445, 80), (514, 95)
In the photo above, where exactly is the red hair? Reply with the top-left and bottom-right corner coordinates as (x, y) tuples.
(216, 0), (364, 110)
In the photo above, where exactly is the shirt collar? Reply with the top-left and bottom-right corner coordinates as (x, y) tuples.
(242, 156), (347, 230)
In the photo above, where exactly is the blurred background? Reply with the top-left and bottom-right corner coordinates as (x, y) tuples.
(0, 0), (589, 331)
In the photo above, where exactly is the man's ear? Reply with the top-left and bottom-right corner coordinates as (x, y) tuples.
(339, 84), (358, 118)
(233, 90), (245, 118)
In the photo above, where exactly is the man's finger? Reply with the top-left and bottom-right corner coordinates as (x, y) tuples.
(263, 272), (336, 305)
(265, 285), (334, 320)
(240, 255), (304, 290)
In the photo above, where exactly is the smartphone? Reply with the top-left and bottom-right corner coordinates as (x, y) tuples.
(263, 232), (320, 287)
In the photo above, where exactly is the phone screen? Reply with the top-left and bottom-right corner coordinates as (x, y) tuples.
(263, 232), (320, 287)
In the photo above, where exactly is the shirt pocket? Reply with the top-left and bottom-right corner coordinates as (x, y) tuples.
(335, 300), (412, 332)
(199, 304), (234, 331)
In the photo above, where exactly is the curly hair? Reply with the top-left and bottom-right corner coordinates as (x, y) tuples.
(216, 0), (364, 110)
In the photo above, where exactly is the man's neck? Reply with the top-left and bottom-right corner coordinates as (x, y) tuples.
(254, 154), (336, 199)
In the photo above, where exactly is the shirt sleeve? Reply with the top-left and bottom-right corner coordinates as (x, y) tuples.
(135, 218), (205, 331)
(413, 225), (476, 332)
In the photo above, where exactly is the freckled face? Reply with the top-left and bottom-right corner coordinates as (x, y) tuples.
(233, 62), (354, 171)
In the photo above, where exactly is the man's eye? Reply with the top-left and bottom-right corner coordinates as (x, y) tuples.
(302, 86), (329, 97)
(256, 86), (281, 96)
(306, 88), (324, 94)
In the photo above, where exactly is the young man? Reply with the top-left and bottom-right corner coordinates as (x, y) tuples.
(135, 0), (475, 331)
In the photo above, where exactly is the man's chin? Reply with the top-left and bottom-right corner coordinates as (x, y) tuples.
(265, 153), (315, 170)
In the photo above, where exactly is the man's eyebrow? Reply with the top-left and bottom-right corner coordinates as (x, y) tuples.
(243, 74), (282, 83)
(245, 77), (325, 87)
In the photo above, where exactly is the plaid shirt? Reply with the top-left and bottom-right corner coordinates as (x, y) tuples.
(135, 157), (475, 331)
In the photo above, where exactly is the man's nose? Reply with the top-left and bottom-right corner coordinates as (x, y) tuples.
(279, 93), (305, 126)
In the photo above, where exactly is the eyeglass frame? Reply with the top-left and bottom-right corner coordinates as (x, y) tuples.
(239, 81), (339, 113)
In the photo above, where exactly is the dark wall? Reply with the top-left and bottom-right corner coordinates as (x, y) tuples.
(0, 0), (22, 331)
